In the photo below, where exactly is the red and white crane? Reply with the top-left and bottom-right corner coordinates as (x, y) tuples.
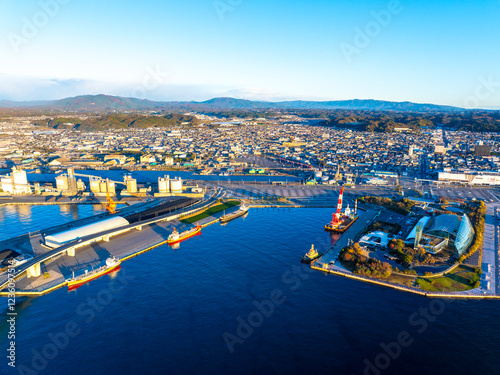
(330, 187), (344, 225)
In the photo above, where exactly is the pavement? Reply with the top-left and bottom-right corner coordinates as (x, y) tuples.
(316, 208), (379, 267)
(481, 203), (499, 295)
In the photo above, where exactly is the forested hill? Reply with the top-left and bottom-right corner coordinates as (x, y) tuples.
(34, 114), (200, 131)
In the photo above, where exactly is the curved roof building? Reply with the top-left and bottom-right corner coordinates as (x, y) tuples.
(425, 213), (474, 256)
(427, 214), (461, 238)
(45, 216), (130, 248)
(455, 214), (475, 256)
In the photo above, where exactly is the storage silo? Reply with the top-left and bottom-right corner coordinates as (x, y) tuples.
(170, 178), (182, 194)
(56, 175), (69, 191)
(158, 176), (170, 194)
(106, 179), (116, 195)
(99, 181), (108, 193)
(126, 178), (137, 194)
(90, 178), (101, 194)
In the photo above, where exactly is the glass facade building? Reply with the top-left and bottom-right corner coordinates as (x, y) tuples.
(455, 214), (475, 257)
(426, 213), (474, 257)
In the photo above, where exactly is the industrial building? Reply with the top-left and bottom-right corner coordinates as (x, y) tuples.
(124, 175), (138, 194)
(0, 168), (30, 195)
(157, 175), (183, 196)
(44, 216), (130, 248)
(55, 168), (79, 196)
(438, 171), (500, 186)
(90, 177), (116, 195)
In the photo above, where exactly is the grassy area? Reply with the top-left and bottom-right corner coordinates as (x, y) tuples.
(181, 201), (240, 224)
(386, 274), (417, 287)
(416, 265), (481, 292)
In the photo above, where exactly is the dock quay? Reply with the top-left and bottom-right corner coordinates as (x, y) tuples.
(0, 189), (226, 296)
(311, 204), (500, 299)
(311, 263), (500, 299)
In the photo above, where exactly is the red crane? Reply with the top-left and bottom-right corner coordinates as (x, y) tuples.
(330, 187), (344, 225)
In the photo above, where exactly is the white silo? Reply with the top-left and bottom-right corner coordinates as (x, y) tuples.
(90, 178), (101, 193)
(170, 178), (182, 194)
(126, 178), (137, 194)
(158, 176), (170, 194)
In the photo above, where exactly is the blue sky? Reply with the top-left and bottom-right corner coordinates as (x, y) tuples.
(0, 0), (499, 107)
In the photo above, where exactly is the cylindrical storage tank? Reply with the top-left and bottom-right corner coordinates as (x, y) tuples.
(90, 179), (101, 193)
(100, 181), (108, 193)
(158, 177), (169, 194)
(107, 181), (116, 195)
(127, 179), (137, 194)
(170, 178), (182, 194)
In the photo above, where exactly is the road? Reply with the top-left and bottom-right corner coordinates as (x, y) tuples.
(482, 203), (500, 295)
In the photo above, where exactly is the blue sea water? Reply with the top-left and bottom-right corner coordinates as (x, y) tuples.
(1, 206), (500, 375)
(0, 204), (105, 242)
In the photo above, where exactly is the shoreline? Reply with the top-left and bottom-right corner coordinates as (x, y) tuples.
(310, 263), (500, 299)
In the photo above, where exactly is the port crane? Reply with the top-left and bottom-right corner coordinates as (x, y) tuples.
(331, 186), (344, 226)
(105, 191), (117, 214)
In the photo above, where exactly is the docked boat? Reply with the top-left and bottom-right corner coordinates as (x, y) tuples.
(220, 205), (249, 224)
(66, 256), (121, 290)
(167, 224), (202, 245)
(301, 244), (322, 263)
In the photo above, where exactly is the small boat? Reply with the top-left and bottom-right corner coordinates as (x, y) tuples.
(220, 205), (249, 223)
(66, 256), (121, 289)
(167, 224), (202, 245)
(301, 244), (322, 264)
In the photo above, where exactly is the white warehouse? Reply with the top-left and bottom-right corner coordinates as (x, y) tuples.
(44, 216), (130, 248)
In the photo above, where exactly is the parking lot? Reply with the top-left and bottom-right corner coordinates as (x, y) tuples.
(431, 187), (500, 203)
(374, 210), (419, 241)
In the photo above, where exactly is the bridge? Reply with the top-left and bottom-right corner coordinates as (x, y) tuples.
(0, 188), (225, 291)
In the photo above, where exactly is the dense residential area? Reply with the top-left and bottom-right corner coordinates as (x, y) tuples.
(2, 110), (500, 188)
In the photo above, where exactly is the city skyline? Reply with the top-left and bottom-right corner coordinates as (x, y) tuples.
(0, 0), (499, 108)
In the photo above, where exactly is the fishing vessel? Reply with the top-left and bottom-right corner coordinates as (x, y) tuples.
(167, 224), (202, 245)
(301, 244), (322, 263)
(220, 205), (249, 224)
(325, 187), (359, 233)
(66, 256), (121, 289)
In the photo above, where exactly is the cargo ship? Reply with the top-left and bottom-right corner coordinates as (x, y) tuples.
(325, 187), (359, 233)
(301, 244), (322, 263)
(66, 256), (121, 290)
(167, 224), (202, 245)
(220, 205), (248, 224)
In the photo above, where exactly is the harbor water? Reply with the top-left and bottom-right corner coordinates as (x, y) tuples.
(1, 206), (500, 375)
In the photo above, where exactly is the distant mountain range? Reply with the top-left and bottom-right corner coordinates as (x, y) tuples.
(0, 94), (467, 113)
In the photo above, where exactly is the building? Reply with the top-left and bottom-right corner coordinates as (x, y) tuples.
(408, 146), (414, 157)
(164, 156), (174, 166)
(0, 168), (30, 195)
(90, 177), (116, 195)
(104, 155), (127, 164)
(359, 231), (391, 249)
(406, 214), (474, 257)
(438, 171), (500, 186)
(124, 175), (138, 194)
(55, 168), (78, 195)
(158, 176), (170, 194)
(44, 216), (130, 248)
(474, 145), (491, 156)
